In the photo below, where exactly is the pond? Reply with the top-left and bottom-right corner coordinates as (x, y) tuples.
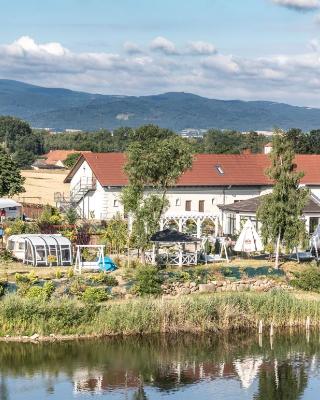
(0, 331), (319, 399)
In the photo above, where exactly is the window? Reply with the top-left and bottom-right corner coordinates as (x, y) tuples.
(185, 200), (191, 211)
(175, 198), (181, 206)
(215, 164), (224, 175)
(8, 207), (17, 211)
(309, 217), (319, 234)
(198, 200), (205, 212)
(228, 214), (236, 235)
(113, 199), (119, 207)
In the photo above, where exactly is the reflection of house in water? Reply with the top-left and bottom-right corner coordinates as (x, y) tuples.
(73, 368), (141, 394)
(72, 359), (264, 394)
(234, 357), (263, 389)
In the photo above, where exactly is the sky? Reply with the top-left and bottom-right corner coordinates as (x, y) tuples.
(1, 0), (320, 105)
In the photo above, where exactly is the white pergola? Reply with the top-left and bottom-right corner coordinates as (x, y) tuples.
(159, 212), (219, 238)
(146, 229), (201, 267)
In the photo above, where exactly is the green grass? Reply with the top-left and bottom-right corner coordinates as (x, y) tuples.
(1, 291), (320, 337)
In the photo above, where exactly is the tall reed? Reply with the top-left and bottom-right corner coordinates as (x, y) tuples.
(1, 291), (320, 337)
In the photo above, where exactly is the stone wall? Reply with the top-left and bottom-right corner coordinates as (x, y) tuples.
(161, 278), (291, 297)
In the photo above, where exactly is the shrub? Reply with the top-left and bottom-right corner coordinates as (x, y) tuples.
(55, 268), (63, 279)
(69, 277), (87, 298)
(82, 287), (109, 304)
(291, 268), (320, 292)
(67, 268), (74, 278)
(0, 280), (6, 297)
(43, 281), (55, 299)
(15, 271), (38, 296)
(0, 249), (15, 262)
(133, 265), (163, 296)
(5, 220), (39, 236)
(25, 281), (56, 301)
(89, 272), (118, 287)
(25, 286), (45, 300)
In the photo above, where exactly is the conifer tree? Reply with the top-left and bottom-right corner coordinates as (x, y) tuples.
(257, 131), (308, 269)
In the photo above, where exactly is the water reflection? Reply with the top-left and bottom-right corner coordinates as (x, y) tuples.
(0, 332), (319, 399)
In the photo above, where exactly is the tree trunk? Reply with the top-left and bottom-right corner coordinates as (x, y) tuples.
(275, 233), (281, 269)
(140, 248), (146, 264)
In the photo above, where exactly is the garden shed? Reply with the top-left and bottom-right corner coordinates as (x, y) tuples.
(146, 229), (201, 267)
(7, 234), (72, 266)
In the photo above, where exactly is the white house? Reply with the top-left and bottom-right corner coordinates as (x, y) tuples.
(219, 194), (320, 236)
(61, 152), (320, 236)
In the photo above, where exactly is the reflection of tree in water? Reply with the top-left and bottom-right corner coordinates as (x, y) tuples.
(132, 376), (148, 400)
(132, 386), (148, 400)
(0, 375), (9, 400)
(254, 361), (308, 400)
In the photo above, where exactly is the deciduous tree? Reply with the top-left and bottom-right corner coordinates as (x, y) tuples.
(0, 148), (25, 197)
(122, 125), (193, 262)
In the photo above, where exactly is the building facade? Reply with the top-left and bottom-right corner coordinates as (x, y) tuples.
(61, 152), (320, 235)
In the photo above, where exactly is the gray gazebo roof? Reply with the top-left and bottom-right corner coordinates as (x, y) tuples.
(150, 229), (201, 243)
(218, 195), (320, 214)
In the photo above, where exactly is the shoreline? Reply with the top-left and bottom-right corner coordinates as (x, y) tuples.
(1, 291), (320, 342)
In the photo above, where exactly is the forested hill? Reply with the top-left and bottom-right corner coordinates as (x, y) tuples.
(1, 79), (320, 131)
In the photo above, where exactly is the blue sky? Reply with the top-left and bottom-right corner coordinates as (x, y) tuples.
(1, 0), (320, 105)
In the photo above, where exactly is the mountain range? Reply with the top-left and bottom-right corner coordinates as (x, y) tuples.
(1, 79), (320, 132)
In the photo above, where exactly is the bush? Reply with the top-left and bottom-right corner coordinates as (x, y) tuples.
(89, 272), (118, 287)
(133, 265), (163, 296)
(0, 280), (6, 297)
(69, 277), (87, 298)
(0, 249), (15, 262)
(291, 268), (320, 292)
(82, 287), (109, 304)
(5, 220), (39, 236)
(15, 271), (39, 296)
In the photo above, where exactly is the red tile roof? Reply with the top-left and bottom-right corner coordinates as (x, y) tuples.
(64, 152), (320, 187)
(44, 150), (91, 165)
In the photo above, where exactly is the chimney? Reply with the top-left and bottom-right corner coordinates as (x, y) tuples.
(264, 143), (272, 154)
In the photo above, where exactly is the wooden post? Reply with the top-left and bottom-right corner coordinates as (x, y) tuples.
(270, 323), (274, 337)
(258, 320), (263, 335)
(306, 316), (311, 331)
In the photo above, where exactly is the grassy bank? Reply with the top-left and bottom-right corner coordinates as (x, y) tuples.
(1, 291), (320, 337)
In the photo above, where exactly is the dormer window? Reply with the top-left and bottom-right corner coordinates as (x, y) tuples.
(215, 164), (224, 175)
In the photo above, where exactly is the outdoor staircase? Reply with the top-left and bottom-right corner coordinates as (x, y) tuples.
(54, 177), (96, 215)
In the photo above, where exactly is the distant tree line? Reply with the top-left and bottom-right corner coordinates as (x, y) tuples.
(43, 127), (270, 155)
(2, 115), (320, 169)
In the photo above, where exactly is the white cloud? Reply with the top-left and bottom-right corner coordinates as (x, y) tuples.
(272, 0), (320, 10)
(3, 36), (320, 106)
(123, 41), (142, 54)
(150, 36), (177, 55)
(188, 41), (217, 55)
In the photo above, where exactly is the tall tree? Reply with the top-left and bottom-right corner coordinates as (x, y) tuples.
(257, 131), (308, 269)
(0, 148), (25, 197)
(122, 125), (193, 262)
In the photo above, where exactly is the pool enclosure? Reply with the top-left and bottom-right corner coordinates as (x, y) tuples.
(7, 234), (72, 266)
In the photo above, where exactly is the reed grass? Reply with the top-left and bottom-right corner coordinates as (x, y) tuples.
(1, 291), (320, 337)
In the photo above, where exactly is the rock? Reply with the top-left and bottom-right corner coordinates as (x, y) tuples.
(190, 282), (197, 288)
(111, 286), (127, 296)
(198, 283), (216, 293)
(180, 288), (191, 295)
(30, 334), (39, 340)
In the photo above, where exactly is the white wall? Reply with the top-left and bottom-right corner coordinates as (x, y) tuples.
(70, 160), (320, 222)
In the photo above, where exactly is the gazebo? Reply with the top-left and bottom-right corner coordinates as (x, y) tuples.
(146, 229), (201, 267)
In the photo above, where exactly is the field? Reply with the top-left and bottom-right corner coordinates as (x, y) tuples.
(14, 169), (70, 206)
